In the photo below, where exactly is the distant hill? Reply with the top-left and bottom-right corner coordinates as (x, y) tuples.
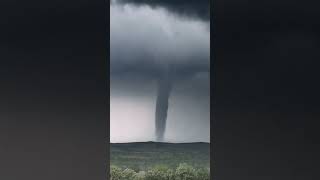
(110, 142), (210, 171)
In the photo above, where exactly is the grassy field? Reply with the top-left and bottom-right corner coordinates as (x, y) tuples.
(110, 142), (210, 171)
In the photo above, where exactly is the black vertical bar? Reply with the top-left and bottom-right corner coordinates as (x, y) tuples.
(0, 0), (108, 179)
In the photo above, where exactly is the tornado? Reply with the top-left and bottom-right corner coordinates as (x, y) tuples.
(155, 66), (173, 142)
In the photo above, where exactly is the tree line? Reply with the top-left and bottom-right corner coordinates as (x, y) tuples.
(110, 163), (210, 180)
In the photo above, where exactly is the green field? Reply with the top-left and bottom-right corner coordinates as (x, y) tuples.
(110, 142), (210, 171)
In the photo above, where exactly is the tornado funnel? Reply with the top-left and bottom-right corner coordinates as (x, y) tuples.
(155, 67), (172, 142)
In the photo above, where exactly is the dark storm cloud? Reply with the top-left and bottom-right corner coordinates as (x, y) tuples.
(115, 0), (210, 21)
(111, 2), (210, 80)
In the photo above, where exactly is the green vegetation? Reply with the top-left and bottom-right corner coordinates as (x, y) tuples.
(110, 163), (210, 180)
(111, 142), (210, 171)
(110, 142), (210, 179)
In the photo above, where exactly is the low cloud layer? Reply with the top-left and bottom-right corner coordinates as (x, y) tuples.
(114, 0), (210, 21)
(111, 3), (210, 77)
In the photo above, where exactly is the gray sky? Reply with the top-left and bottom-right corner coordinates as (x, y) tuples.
(110, 0), (210, 143)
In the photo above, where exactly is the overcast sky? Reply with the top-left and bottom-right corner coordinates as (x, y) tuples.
(110, 0), (210, 143)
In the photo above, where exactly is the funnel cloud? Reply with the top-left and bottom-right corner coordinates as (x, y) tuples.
(155, 65), (173, 141)
(110, 0), (210, 142)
